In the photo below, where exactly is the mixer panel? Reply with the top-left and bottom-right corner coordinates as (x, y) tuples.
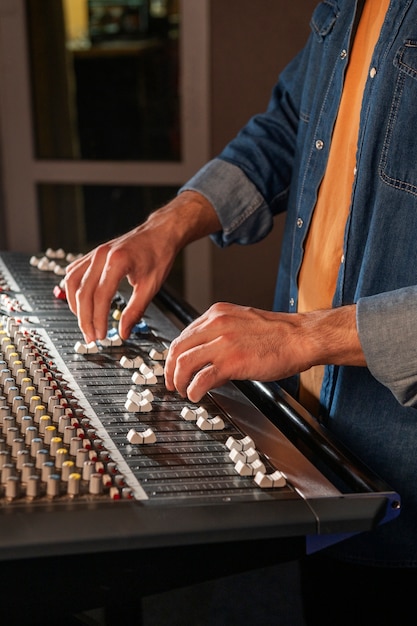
(0, 251), (400, 561)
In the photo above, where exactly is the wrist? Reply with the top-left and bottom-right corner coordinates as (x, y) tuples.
(146, 191), (221, 253)
(300, 305), (366, 368)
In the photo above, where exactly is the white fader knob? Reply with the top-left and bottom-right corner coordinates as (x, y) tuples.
(127, 427), (156, 445)
(254, 469), (287, 489)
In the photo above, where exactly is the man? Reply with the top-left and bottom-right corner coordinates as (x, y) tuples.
(65, 1), (417, 623)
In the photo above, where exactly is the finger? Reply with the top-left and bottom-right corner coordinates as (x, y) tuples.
(117, 285), (148, 340)
(64, 255), (91, 315)
(166, 339), (222, 398)
(76, 263), (110, 342)
(186, 363), (227, 403)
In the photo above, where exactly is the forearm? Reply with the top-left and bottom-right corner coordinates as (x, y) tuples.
(148, 190), (222, 254)
(300, 304), (366, 369)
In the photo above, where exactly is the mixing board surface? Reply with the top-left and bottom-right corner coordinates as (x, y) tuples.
(0, 251), (400, 562)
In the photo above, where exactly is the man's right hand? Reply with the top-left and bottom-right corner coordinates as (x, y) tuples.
(64, 191), (221, 343)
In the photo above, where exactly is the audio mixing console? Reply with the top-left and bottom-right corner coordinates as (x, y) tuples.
(0, 250), (401, 565)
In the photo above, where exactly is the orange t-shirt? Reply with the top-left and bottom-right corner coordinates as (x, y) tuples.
(297, 0), (390, 415)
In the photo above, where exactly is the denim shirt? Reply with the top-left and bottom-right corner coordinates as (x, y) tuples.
(182, 0), (417, 566)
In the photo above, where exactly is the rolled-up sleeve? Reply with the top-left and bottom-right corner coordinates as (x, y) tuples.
(180, 158), (273, 248)
(357, 287), (417, 407)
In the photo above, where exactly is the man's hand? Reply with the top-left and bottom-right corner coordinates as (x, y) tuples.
(64, 192), (221, 342)
(164, 302), (366, 402)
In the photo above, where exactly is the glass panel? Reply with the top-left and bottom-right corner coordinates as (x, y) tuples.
(37, 183), (184, 293)
(26, 0), (181, 161)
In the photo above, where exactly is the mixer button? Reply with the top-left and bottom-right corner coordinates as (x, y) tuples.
(7, 385), (19, 403)
(120, 355), (144, 369)
(139, 363), (158, 384)
(122, 487), (134, 500)
(131, 371), (146, 385)
(6, 426), (19, 446)
(20, 376), (33, 393)
(26, 475), (40, 498)
(35, 449), (49, 469)
(29, 395), (43, 413)
(20, 414), (33, 434)
(109, 486), (121, 500)
(124, 396), (152, 413)
(1, 463), (16, 483)
(127, 427), (156, 445)
(225, 435), (255, 452)
(42, 386), (55, 403)
(66, 252), (82, 263)
(229, 447), (259, 464)
(41, 460), (54, 481)
(39, 415), (52, 434)
(61, 460), (75, 482)
(21, 462), (36, 484)
(89, 473), (103, 495)
(74, 341), (86, 354)
(74, 339), (99, 354)
(43, 425), (57, 446)
(30, 437), (43, 457)
(5, 475), (20, 500)
(12, 397), (25, 416)
(63, 425), (76, 444)
(25, 425), (38, 445)
(6, 350), (19, 366)
(75, 448), (89, 468)
(180, 406), (197, 421)
(149, 347), (168, 361)
(102, 474), (112, 488)
(152, 362), (164, 377)
(82, 460), (96, 481)
(12, 437), (25, 459)
(94, 461), (105, 474)
(234, 458), (266, 476)
(108, 333), (122, 347)
(55, 448), (69, 468)
(67, 472), (81, 496)
(34, 404), (47, 423)
(15, 367), (27, 384)
(196, 415), (225, 431)
(16, 449), (30, 470)
(46, 474), (61, 497)
(53, 266), (67, 278)
(69, 437), (83, 457)
(254, 469), (287, 488)
(0, 370), (12, 386)
(50, 437), (64, 457)
(2, 415), (16, 435)
(51, 406), (65, 425)
(127, 388), (154, 404)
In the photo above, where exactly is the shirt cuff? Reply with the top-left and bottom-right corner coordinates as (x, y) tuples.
(179, 158), (273, 247)
(357, 287), (417, 407)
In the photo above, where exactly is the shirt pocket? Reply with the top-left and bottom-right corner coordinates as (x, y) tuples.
(310, 0), (339, 42)
(380, 40), (417, 197)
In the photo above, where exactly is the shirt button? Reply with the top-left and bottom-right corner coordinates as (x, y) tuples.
(289, 298), (295, 307)
(353, 165), (357, 176)
(315, 139), (324, 150)
(340, 49), (347, 60)
(341, 254), (345, 264)
(370, 67), (377, 78)
(296, 217), (303, 228)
